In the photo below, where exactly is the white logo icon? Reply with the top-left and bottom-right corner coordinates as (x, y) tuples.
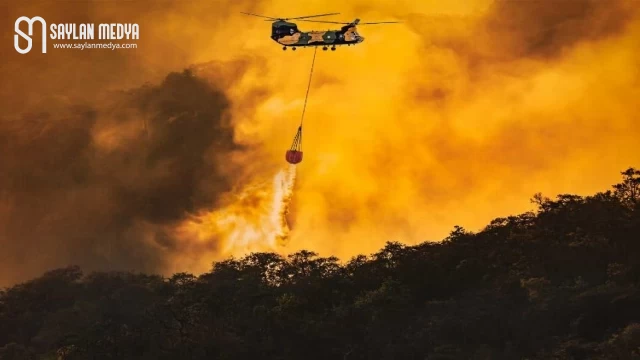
(14, 16), (47, 54)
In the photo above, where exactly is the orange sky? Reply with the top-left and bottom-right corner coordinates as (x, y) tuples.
(1, 0), (639, 286)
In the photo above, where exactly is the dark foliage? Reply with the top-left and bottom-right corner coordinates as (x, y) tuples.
(1, 168), (640, 360)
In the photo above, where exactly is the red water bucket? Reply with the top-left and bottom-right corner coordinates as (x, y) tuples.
(286, 150), (303, 164)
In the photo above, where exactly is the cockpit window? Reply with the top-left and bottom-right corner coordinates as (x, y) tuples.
(275, 26), (297, 35)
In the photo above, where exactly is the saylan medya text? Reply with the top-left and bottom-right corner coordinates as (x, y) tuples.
(49, 23), (139, 40)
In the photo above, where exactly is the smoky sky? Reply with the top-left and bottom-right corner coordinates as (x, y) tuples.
(484, 0), (633, 59)
(404, 0), (635, 67)
(1, 0), (638, 286)
(0, 68), (242, 286)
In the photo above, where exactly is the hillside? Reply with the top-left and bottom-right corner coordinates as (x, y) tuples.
(1, 168), (639, 360)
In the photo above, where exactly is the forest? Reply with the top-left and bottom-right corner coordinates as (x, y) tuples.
(1, 168), (639, 360)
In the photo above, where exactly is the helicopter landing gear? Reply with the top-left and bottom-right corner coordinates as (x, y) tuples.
(322, 46), (328, 51)
(331, 46), (336, 51)
(292, 47), (296, 51)
(283, 46), (286, 51)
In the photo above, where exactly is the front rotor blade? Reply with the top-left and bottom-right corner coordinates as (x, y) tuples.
(357, 21), (401, 25)
(240, 12), (279, 20)
(285, 13), (340, 20)
(295, 19), (350, 24)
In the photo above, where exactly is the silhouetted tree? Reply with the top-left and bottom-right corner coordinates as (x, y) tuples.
(1, 167), (639, 359)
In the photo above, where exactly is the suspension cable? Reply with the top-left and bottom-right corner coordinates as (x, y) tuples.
(299, 46), (317, 128)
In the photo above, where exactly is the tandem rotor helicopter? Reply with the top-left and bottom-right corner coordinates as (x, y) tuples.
(241, 12), (400, 51)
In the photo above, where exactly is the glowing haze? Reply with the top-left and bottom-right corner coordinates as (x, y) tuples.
(1, 0), (639, 285)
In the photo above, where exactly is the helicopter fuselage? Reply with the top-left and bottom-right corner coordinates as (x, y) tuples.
(271, 20), (364, 48)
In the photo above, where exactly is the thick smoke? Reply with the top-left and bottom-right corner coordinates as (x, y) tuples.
(0, 0), (275, 286)
(0, 68), (242, 285)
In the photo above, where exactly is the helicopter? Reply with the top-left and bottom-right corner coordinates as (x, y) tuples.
(240, 12), (399, 51)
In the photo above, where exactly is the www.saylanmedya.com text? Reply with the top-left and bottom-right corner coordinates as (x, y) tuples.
(53, 42), (138, 50)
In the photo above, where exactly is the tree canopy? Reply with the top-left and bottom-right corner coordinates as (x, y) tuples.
(1, 168), (639, 360)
